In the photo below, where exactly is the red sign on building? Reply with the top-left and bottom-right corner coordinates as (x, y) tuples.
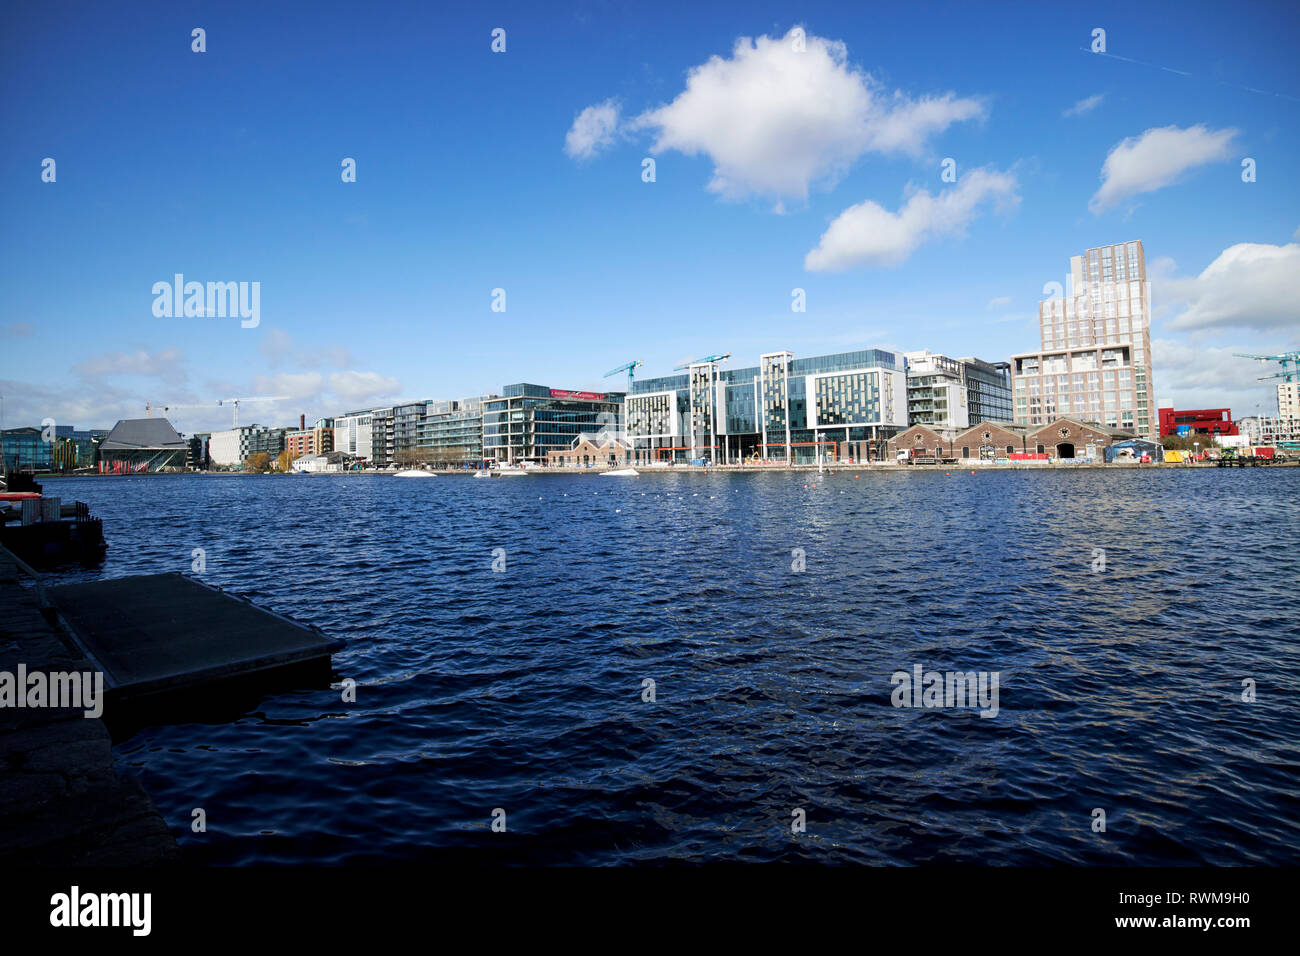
(549, 389), (605, 401)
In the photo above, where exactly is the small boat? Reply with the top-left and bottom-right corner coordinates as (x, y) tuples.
(393, 469), (437, 478)
(599, 468), (640, 477)
(472, 470), (492, 479)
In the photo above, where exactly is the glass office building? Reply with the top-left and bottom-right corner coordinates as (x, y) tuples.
(627, 348), (908, 464)
(1, 425), (107, 472)
(416, 396), (493, 466)
(483, 384), (625, 464)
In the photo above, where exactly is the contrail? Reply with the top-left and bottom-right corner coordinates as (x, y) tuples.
(1080, 48), (1300, 103)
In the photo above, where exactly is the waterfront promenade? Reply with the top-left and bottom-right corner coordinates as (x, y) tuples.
(0, 546), (176, 866)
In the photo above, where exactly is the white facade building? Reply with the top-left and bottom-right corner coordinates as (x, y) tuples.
(333, 411), (374, 462)
(208, 425), (285, 467)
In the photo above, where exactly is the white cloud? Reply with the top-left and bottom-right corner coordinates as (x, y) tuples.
(1159, 241), (1300, 333)
(804, 168), (1019, 271)
(1151, 339), (1277, 411)
(1063, 93), (1105, 117)
(72, 348), (187, 387)
(986, 295), (1012, 309)
(628, 29), (985, 200)
(1090, 124), (1236, 213)
(328, 370), (403, 403)
(564, 99), (621, 160)
(258, 328), (353, 369)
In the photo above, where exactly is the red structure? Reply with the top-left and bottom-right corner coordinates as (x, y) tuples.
(1158, 407), (1237, 437)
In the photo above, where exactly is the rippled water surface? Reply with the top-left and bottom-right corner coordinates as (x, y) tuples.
(41, 469), (1300, 865)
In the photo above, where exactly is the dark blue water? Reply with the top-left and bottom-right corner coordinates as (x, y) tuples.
(41, 469), (1300, 864)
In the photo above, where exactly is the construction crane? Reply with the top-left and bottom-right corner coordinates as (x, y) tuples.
(145, 401), (219, 419)
(603, 360), (643, 392)
(217, 395), (291, 427)
(673, 352), (731, 371)
(1235, 351), (1300, 383)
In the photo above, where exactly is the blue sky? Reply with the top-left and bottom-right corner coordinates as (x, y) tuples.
(2, 0), (1297, 433)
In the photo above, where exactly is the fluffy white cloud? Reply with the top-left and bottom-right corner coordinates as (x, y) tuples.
(258, 328), (354, 369)
(1063, 93), (1105, 117)
(1151, 339), (1277, 411)
(804, 168), (1019, 271)
(564, 99), (621, 160)
(1159, 241), (1300, 333)
(628, 29), (984, 200)
(1090, 124), (1236, 213)
(328, 370), (402, 403)
(72, 348), (187, 386)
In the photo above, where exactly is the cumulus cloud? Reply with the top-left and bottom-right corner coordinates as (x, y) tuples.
(1090, 124), (1236, 213)
(804, 168), (1019, 271)
(1151, 339), (1277, 411)
(564, 99), (621, 160)
(328, 370), (403, 403)
(1063, 93), (1105, 117)
(1159, 241), (1300, 333)
(258, 328), (353, 369)
(72, 348), (187, 387)
(625, 29), (984, 200)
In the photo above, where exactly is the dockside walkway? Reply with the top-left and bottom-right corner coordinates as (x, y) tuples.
(0, 546), (177, 866)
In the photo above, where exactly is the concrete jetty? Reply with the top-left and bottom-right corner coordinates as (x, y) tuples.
(0, 547), (177, 865)
(48, 573), (343, 706)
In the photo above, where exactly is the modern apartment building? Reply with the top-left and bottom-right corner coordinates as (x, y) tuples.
(1011, 241), (1156, 440)
(284, 428), (316, 458)
(208, 424), (285, 467)
(483, 384), (625, 464)
(333, 410), (374, 462)
(416, 396), (493, 465)
(368, 407), (395, 466)
(904, 351), (1013, 430)
(1278, 381), (1300, 423)
(627, 348), (909, 464)
(313, 417), (334, 455)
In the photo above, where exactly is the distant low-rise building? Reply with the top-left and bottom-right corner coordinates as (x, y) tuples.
(547, 435), (633, 467)
(291, 451), (352, 473)
(889, 417), (1132, 461)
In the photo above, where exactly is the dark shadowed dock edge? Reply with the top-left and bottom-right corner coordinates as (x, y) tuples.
(0, 545), (177, 865)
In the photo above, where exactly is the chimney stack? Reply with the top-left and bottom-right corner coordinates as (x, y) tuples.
(300, 413), (306, 430)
